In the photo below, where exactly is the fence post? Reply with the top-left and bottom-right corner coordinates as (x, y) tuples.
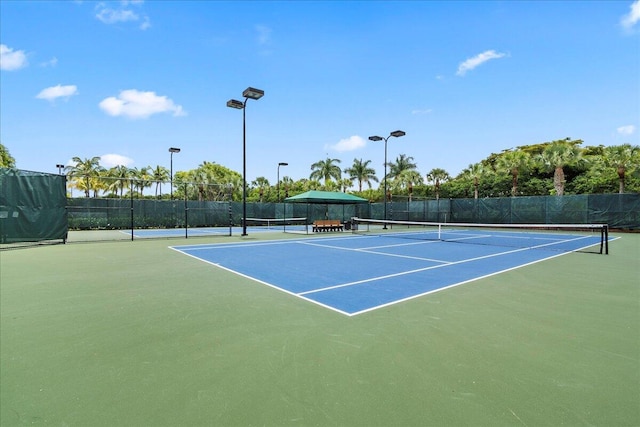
(184, 183), (188, 239)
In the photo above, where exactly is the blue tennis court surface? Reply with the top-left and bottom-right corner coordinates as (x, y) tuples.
(170, 231), (606, 316)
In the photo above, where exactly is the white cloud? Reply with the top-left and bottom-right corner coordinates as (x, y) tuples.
(36, 84), (79, 101)
(139, 16), (151, 30)
(412, 108), (433, 115)
(40, 57), (58, 67)
(0, 44), (28, 71)
(456, 50), (507, 76)
(100, 153), (134, 168)
(617, 125), (636, 135)
(327, 135), (366, 152)
(96, 6), (138, 24)
(99, 89), (186, 119)
(621, 0), (640, 31)
(95, 1), (150, 30)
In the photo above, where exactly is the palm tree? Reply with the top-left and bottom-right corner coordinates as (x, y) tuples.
(310, 157), (342, 187)
(106, 165), (132, 198)
(151, 165), (170, 197)
(305, 179), (322, 191)
(386, 154), (417, 181)
(462, 163), (485, 199)
(188, 167), (209, 201)
(323, 180), (339, 192)
(228, 176), (244, 202)
(537, 140), (584, 196)
(496, 150), (531, 197)
(344, 158), (378, 192)
(252, 177), (270, 202)
(194, 161), (243, 201)
(281, 176), (294, 199)
(602, 144), (640, 194)
(92, 173), (109, 197)
(393, 170), (424, 201)
(338, 178), (353, 192)
(131, 166), (152, 197)
(426, 168), (450, 200)
(103, 169), (121, 197)
(65, 156), (104, 197)
(71, 176), (91, 198)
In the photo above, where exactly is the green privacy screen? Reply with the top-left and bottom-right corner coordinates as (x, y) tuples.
(0, 168), (67, 244)
(388, 194), (639, 229)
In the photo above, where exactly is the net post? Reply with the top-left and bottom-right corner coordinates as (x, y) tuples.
(604, 225), (609, 255)
(130, 179), (134, 241)
(599, 226), (603, 254)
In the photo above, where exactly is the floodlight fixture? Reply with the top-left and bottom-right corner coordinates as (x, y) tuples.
(169, 147), (181, 153)
(56, 164), (65, 175)
(368, 135), (383, 142)
(390, 130), (406, 138)
(227, 99), (244, 109)
(242, 87), (264, 100)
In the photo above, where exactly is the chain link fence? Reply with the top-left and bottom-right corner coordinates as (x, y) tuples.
(385, 194), (639, 229)
(3, 167), (637, 246)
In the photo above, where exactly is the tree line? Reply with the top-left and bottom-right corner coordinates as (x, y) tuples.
(1, 138), (638, 201)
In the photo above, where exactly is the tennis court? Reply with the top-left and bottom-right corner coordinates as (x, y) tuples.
(119, 217), (309, 239)
(171, 222), (612, 316)
(1, 227), (637, 426)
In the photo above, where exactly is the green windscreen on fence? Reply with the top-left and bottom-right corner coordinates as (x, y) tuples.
(387, 194), (639, 229)
(0, 168), (67, 244)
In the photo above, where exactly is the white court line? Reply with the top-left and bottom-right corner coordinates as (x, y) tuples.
(168, 245), (353, 316)
(169, 233), (614, 316)
(169, 233), (365, 251)
(298, 245), (530, 296)
(171, 239), (297, 251)
(298, 234), (597, 297)
(296, 240), (451, 263)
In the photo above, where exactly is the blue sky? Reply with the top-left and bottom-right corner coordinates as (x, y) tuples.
(1, 0), (639, 185)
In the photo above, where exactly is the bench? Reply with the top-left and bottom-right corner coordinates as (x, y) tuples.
(312, 219), (344, 232)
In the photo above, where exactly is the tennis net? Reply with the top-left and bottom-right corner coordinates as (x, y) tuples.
(351, 218), (609, 254)
(244, 217), (308, 233)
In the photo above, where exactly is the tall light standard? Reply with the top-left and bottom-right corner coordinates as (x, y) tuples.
(227, 87), (264, 236)
(368, 130), (405, 228)
(56, 164), (66, 197)
(277, 162), (288, 203)
(169, 147), (181, 199)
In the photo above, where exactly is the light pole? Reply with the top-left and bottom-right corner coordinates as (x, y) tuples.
(169, 147), (180, 199)
(368, 130), (405, 228)
(56, 164), (65, 175)
(227, 87), (264, 236)
(277, 162), (288, 203)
